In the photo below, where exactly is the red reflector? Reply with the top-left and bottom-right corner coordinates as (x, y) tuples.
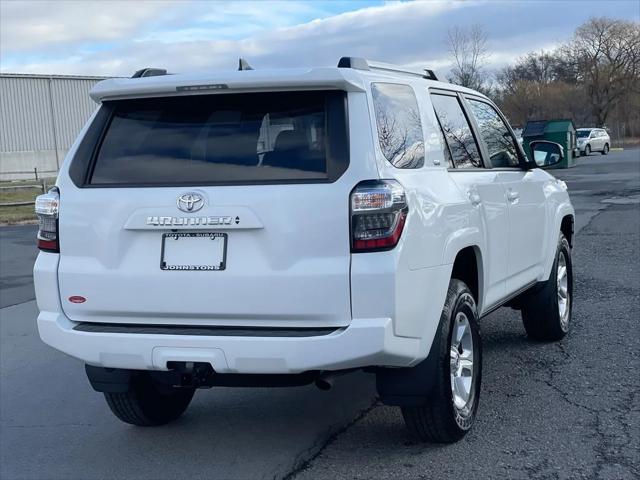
(352, 211), (407, 252)
(37, 238), (59, 251)
(68, 296), (86, 304)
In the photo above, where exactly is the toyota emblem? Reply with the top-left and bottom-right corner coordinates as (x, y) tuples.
(177, 192), (204, 213)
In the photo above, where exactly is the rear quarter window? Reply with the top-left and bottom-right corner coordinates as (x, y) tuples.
(371, 83), (425, 169)
(83, 90), (348, 187)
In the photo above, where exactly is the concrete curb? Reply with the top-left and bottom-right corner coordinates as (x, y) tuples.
(0, 201), (35, 207)
(0, 220), (38, 226)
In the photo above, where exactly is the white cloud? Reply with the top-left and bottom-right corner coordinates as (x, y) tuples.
(134, 1), (341, 42)
(0, 0), (354, 54)
(0, 0), (176, 52)
(1, 0), (637, 77)
(1, 1), (463, 75)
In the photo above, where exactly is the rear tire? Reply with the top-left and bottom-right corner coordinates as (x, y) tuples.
(104, 372), (195, 426)
(401, 279), (482, 443)
(521, 234), (572, 341)
(602, 143), (609, 155)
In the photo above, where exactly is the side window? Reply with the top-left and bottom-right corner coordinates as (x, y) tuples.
(371, 83), (425, 169)
(430, 93), (482, 168)
(467, 99), (520, 168)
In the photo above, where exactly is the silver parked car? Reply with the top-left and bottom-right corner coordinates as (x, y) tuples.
(576, 128), (610, 156)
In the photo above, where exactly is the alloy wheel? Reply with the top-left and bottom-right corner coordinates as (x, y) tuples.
(557, 251), (570, 332)
(450, 312), (475, 415)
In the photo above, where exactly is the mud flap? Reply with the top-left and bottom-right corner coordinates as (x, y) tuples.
(375, 327), (441, 407)
(85, 364), (133, 393)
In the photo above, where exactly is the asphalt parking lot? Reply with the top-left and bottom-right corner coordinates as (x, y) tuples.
(1, 149), (639, 480)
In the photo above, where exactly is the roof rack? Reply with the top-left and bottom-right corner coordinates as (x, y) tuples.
(337, 56), (438, 81)
(131, 68), (168, 78)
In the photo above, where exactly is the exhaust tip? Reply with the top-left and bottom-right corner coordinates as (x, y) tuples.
(315, 375), (334, 391)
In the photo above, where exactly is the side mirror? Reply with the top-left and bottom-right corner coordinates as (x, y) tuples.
(530, 140), (564, 168)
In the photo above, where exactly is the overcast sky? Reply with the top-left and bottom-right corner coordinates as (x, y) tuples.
(1, 0), (638, 77)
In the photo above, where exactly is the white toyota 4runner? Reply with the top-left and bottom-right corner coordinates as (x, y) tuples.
(34, 57), (574, 443)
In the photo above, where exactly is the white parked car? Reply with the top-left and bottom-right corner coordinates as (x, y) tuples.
(34, 58), (575, 443)
(577, 128), (610, 156)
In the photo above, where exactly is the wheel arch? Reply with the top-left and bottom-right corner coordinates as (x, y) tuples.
(541, 205), (574, 281)
(442, 226), (485, 310)
(561, 214), (574, 248)
(450, 246), (482, 306)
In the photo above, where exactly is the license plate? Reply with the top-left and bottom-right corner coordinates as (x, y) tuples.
(160, 233), (227, 271)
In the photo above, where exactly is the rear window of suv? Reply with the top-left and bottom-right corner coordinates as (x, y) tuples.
(84, 91), (348, 186)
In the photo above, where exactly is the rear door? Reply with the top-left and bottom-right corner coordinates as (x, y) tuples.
(590, 130), (600, 150)
(430, 91), (509, 309)
(463, 96), (547, 292)
(57, 90), (369, 328)
(596, 130), (606, 150)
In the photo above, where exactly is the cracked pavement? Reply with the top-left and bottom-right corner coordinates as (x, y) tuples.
(1, 150), (638, 480)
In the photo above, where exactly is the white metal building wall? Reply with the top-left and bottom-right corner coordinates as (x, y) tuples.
(0, 74), (105, 152)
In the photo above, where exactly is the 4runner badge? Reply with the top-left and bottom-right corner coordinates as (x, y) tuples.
(146, 216), (233, 227)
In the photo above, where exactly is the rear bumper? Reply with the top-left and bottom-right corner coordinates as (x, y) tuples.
(37, 310), (422, 373)
(35, 245), (441, 375)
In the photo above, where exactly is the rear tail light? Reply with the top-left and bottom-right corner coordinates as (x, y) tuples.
(35, 187), (60, 252)
(350, 180), (407, 252)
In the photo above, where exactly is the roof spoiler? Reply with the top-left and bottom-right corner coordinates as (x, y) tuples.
(238, 58), (254, 71)
(337, 56), (438, 81)
(131, 68), (168, 78)
(131, 58), (254, 78)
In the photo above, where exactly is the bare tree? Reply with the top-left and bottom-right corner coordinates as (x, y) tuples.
(498, 51), (567, 88)
(446, 24), (490, 92)
(495, 18), (640, 138)
(561, 17), (640, 127)
(496, 51), (591, 127)
(376, 109), (408, 163)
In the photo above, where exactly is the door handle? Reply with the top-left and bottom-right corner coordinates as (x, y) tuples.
(506, 190), (520, 202)
(468, 191), (481, 205)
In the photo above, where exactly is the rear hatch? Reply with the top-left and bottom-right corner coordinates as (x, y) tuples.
(57, 89), (369, 328)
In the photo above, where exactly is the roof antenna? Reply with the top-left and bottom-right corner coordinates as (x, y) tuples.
(238, 58), (254, 71)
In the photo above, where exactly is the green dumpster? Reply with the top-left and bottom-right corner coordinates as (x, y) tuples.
(522, 119), (578, 168)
